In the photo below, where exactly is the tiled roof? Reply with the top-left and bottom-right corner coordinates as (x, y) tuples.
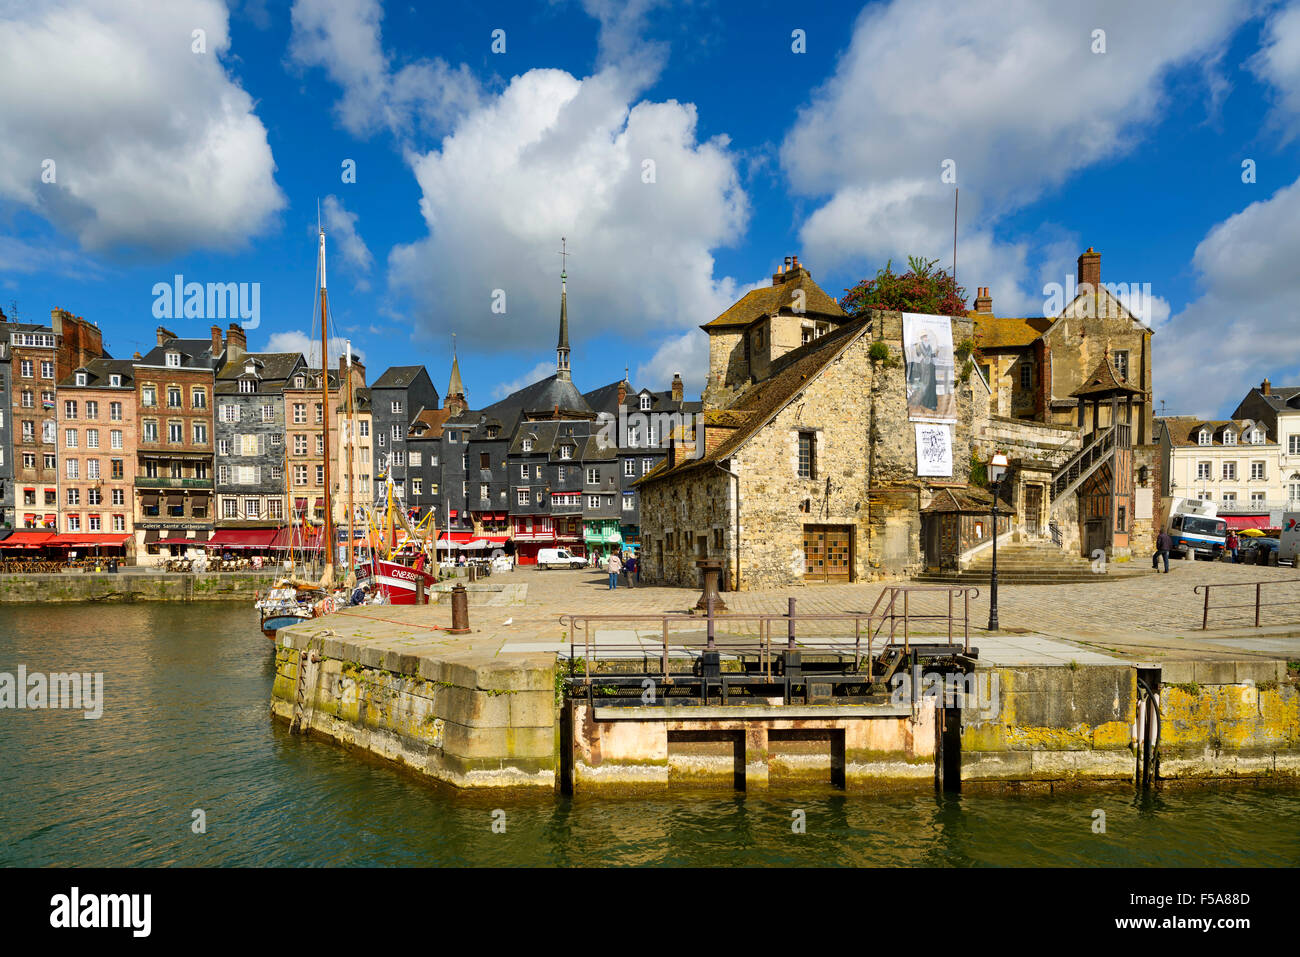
(971, 314), (1054, 350)
(702, 268), (845, 330)
(1071, 354), (1145, 397)
(1157, 417), (1274, 447)
(921, 486), (995, 513)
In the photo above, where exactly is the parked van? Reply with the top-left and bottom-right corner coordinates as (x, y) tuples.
(1165, 497), (1227, 560)
(537, 547), (587, 569)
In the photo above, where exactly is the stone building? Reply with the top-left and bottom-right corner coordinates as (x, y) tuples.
(1157, 415), (1287, 528)
(213, 345), (305, 545)
(637, 258), (992, 590)
(0, 327), (11, 528)
(55, 358), (137, 551)
(282, 367), (337, 527)
(370, 365), (439, 510)
(132, 327), (224, 562)
(1231, 379), (1300, 515)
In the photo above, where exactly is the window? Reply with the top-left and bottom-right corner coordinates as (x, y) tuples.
(559, 444), (572, 459)
(67, 515), (81, 532)
(218, 438), (230, 456)
(87, 459), (100, 480)
(21, 390), (33, 408)
(315, 465), (324, 485)
(1252, 492), (1266, 505)
(85, 400), (98, 419)
(377, 434), (385, 448)
(22, 452), (35, 469)
(1290, 436), (1300, 456)
(193, 423), (207, 445)
(42, 420), (55, 444)
(294, 376), (305, 388)
(191, 388), (206, 409)
(170, 461), (182, 479)
(167, 386), (182, 408)
(109, 375), (121, 388)
(244, 498), (261, 519)
(84, 429), (98, 449)
(168, 423), (183, 444)
(479, 483), (488, 500)
(798, 431), (815, 478)
(622, 493), (634, 511)
(623, 459), (635, 476)
(643, 457), (654, 473)
(87, 488), (101, 505)
(111, 430), (123, 450)
(20, 359), (32, 377)
(112, 489), (124, 506)
(587, 495), (600, 509)
(1291, 474), (1300, 503)
(391, 400), (402, 414)
(1198, 429), (1210, 446)
(1249, 428), (1263, 444)
(75, 373), (88, 387)
(65, 429), (77, 449)
(165, 352), (181, 368)
(268, 499), (284, 520)
(412, 478), (423, 496)
(261, 404), (274, 422)
(1196, 461), (1211, 480)
(1112, 350), (1129, 382)
(21, 420), (34, 442)
(219, 405), (239, 423)
(586, 468), (599, 484)
(66, 459), (79, 479)
(315, 434), (325, 456)
(1223, 429), (1237, 446)
(1019, 364), (1032, 389)
(145, 460), (159, 479)
(294, 465), (308, 486)
(113, 514), (125, 532)
(110, 401), (122, 421)
(1222, 461), (1237, 480)
(270, 466), (282, 483)
(391, 424), (401, 441)
(239, 379), (254, 394)
(639, 394), (651, 411)
(142, 385), (158, 408)
(315, 403), (323, 424)
(41, 360), (53, 379)
(293, 434), (306, 455)
(292, 404), (306, 424)
(359, 420), (369, 437)
(111, 459), (124, 480)
(1251, 461), (1266, 480)
(270, 434), (281, 448)
(520, 463), (530, 479)
(521, 439), (532, 452)
(222, 498), (239, 519)
(517, 489), (529, 506)
(1221, 492), (1237, 506)
(64, 400), (78, 419)
(392, 451), (404, 466)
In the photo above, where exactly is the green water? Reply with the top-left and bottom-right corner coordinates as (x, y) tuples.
(0, 601), (1297, 867)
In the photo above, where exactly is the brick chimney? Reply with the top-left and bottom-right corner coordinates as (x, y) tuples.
(974, 287), (993, 314)
(133, 351), (142, 361)
(1262, 378), (1271, 396)
(156, 326), (177, 347)
(617, 379), (628, 405)
(671, 372), (684, 402)
(225, 322), (246, 361)
(211, 324), (223, 358)
(1077, 247), (1101, 292)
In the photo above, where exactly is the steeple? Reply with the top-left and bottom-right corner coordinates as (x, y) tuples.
(556, 237), (571, 382)
(445, 333), (467, 415)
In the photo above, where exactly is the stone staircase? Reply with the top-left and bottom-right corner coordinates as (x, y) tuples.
(914, 541), (1153, 586)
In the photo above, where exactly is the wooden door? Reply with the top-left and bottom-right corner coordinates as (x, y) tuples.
(1024, 485), (1043, 537)
(802, 525), (853, 582)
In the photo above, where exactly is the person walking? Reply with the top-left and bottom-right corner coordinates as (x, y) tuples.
(1226, 530), (1239, 563)
(1154, 528), (1173, 573)
(606, 551), (622, 590)
(626, 551), (638, 587)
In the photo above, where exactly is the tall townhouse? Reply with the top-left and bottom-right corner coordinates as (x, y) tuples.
(1233, 379), (1300, 513)
(334, 356), (370, 530)
(6, 322), (61, 528)
(55, 359), (137, 552)
(282, 367), (338, 526)
(0, 328), (11, 528)
(132, 326), (225, 562)
(370, 366), (439, 510)
(212, 345), (305, 550)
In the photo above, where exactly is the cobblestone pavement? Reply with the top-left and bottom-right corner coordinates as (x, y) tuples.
(389, 559), (1300, 663)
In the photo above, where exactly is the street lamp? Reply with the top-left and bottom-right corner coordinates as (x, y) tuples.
(987, 451), (1009, 631)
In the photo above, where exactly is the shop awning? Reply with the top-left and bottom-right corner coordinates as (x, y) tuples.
(167, 495), (184, 508)
(143, 529), (160, 544)
(271, 526), (323, 550)
(206, 528), (278, 549)
(1225, 515), (1274, 530)
(0, 531), (56, 549)
(157, 536), (196, 545)
(47, 534), (132, 548)
(438, 532), (476, 544)
(140, 494), (159, 508)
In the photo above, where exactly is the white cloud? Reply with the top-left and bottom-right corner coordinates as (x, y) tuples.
(1249, 2), (1300, 141)
(387, 66), (749, 360)
(634, 329), (708, 399)
(0, 0), (284, 255)
(322, 194), (373, 288)
(262, 330), (365, 368)
(288, 0), (481, 139)
(782, 0), (1249, 310)
(1158, 175), (1300, 416)
(491, 361), (556, 401)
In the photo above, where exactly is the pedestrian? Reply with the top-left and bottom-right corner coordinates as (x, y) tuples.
(620, 551), (632, 587)
(627, 551), (638, 587)
(1154, 528), (1173, 573)
(606, 550), (622, 590)
(1226, 530), (1239, 563)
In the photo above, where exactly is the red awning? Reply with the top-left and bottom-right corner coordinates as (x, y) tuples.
(206, 528), (279, 549)
(270, 526), (323, 550)
(438, 532), (475, 544)
(0, 531), (57, 548)
(157, 536), (197, 545)
(47, 534), (131, 548)
(1225, 515), (1273, 530)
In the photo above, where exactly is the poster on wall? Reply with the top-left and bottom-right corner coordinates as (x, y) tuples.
(915, 423), (953, 477)
(902, 312), (957, 423)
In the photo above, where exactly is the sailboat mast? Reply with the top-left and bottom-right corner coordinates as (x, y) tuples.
(318, 226), (335, 576)
(346, 340), (355, 571)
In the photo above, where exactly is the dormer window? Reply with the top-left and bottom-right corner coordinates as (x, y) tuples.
(165, 352), (181, 368)
(75, 372), (87, 386)
(239, 379), (254, 394)
(1223, 430), (1236, 446)
(559, 445), (572, 460)
(1250, 428), (1264, 444)
(109, 375), (121, 387)
(639, 394), (651, 411)
(522, 439), (533, 452)
(1198, 429), (1211, 446)
(294, 376), (305, 388)
(244, 362), (256, 375)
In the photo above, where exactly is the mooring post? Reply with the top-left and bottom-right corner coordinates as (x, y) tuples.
(448, 582), (471, 634)
(706, 597), (716, 650)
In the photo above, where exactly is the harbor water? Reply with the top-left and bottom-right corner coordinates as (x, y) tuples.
(1, 602), (1297, 867)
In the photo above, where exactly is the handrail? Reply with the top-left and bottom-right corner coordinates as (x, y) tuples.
(558, 585), (979, 685)
(1052, 425), (1118, 500)
(1193, 579), (1300, 629)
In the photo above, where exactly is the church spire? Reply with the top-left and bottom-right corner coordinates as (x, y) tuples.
(556, 236), (571, 382)
(445, 333), (467, 414)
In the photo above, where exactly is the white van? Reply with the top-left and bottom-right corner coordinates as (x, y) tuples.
(1279, 512), (1300, 564)
(537, 547), (587, 569)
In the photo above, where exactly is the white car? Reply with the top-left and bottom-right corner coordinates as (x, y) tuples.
(537, 547), (587, 569)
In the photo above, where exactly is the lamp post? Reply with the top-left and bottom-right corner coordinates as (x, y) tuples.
(987, 452), (1009, 631)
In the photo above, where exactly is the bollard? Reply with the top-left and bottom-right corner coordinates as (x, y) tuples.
(447, 583), (471, 634)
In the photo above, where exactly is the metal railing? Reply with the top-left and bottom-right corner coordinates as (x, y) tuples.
(1193, 579), (1300, 629)
(1051, 425), (1120, 501)
(558, 584), (979, 686)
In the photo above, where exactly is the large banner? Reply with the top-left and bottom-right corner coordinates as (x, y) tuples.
(915, 423), (953, 477)
(902, 313), (957, 423)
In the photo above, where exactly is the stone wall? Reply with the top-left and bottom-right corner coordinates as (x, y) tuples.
(0, 571), (278, 602)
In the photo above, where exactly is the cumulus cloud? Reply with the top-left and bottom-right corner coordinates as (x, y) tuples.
(322, 194), (373, 288)
(782, 0), (1249, 310)
(0, 0), (284, 256)
(491, 361), (556, 401)
(262, 330), (365, 368)
(1249, 2), (1300, 141)
(288, 0), (481, 139)
(387, 66), (749, 360)
(1158, 176), (1300, 416)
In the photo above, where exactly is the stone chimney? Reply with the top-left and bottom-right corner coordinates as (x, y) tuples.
(671, 372), (684, 402)
(773, 254), (805, 286)
(1077, 247), (1101, 292)
(617, 380), (628, 405)
(211, 324), (223, 358)
(133, 351), (142, 361)
(974, 287), (993, 314)
(156, 326), (177, 347)
(1262, 378), (1271, 396)
(225, 323), (246, 361)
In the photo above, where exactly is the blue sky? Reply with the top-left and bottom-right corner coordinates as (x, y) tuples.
(3, 0), (1300, 417)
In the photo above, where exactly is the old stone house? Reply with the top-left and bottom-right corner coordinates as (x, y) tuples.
(637, 259), (991, 590)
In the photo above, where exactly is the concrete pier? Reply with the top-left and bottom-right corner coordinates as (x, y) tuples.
(0, 570), (279, 603)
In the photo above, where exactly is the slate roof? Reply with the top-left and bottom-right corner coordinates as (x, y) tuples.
(921, 486), (996, 513)
(57, 357), (135, 389)
(136, 338), (224, 369)
(478, 374), (594, 436)
(702, 268), (845, 330)
(1071, 354), (1145, 397)
(1157, 417), (1274, 448)
(372, 365), (427, 389)
(214, 352), (303, 394)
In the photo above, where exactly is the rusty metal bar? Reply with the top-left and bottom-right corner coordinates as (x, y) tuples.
(1256, 583), (1261, 628)
(706, 597), (716, 650)
(787, 596), (797, 652)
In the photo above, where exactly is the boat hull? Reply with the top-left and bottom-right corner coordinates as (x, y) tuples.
(363, 559), (435, 604)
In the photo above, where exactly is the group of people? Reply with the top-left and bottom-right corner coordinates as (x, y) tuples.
(603, 550), (639, 589)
